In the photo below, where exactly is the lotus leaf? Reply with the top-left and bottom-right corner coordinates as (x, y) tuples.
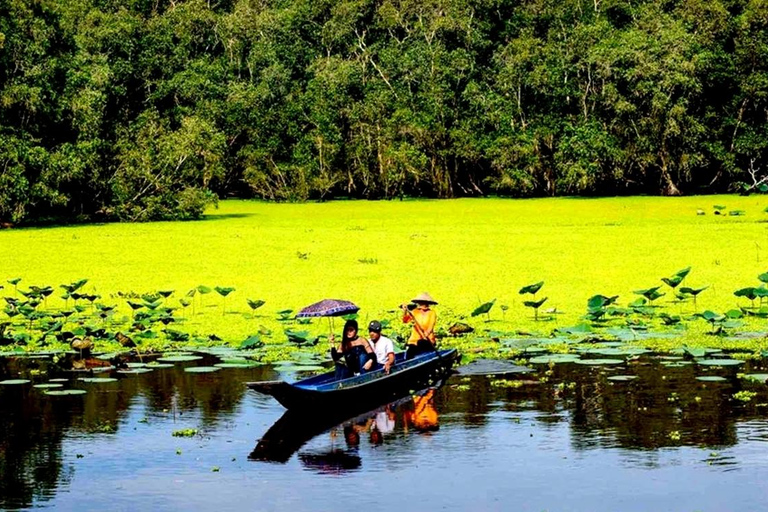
(145, 363), (174, 369)
(184, 366), (221, 373)
(734, 287), (758, 301)
(555, 324), (593, 335)
(587, 295), (618, 309)
(742, 374), (768, 383)
(523, 298), (548, 309)
(45, 389), (87, 395)
(215, 287), (235, 297)
(239, 335), (263, 349)
(519, 281), (544, 295)
(197, 285), (212, 294)
(471, 300), (496, 317)
(607, 375), (637, 381)
(0, 379), (30, 385)
(696, 376), (728, 382)
(156, 355), (203, 363)
(699, 310), (725, 323)
(79, 377), (118, 383)
(683, 346), (708, 358)
(697, 359), (743, 366)
(247, 299), (266, 310)
(215, 362), (259, 368)
(661, 361), (693, 367)
(117, 364), (154, 375)
(662, 268), (690, 288)
(574, 358), (624, 365)
(33, 383), (64, 389)
(528, 354), (580, 364)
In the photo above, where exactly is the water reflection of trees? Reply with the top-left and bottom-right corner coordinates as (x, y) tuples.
(439, 362), (751, 452)
(0, 356), (268, 510)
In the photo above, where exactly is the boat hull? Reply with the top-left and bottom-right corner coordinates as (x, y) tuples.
(247, 348), (459, 412)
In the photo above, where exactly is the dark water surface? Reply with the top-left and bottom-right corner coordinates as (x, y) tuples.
(2, 354), (768, 512)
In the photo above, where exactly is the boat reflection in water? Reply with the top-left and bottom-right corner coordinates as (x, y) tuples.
(250, 387), (441, 472)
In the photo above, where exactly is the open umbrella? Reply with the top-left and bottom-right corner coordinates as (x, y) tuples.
(296, 299), (359, 340)
(296, 299), (359, 318)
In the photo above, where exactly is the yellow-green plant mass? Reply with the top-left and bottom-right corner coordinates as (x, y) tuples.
(2, 196), (768, 357)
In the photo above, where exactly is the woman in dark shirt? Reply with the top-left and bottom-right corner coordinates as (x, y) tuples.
(331, 319), (376, 379)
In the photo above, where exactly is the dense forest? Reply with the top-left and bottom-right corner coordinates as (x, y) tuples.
(1, 0), (767, 223)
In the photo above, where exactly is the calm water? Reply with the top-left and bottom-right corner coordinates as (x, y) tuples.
(2, 354), (768, 511)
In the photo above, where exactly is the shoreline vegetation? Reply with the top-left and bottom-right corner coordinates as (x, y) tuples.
(2, 197), (768, 364)
(2, 0), (768, 225)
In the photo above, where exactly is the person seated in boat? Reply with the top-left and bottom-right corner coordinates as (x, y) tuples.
(330, 319), (376, 379)
(401, 292), (438, 359)
(368, 320), (395, 374)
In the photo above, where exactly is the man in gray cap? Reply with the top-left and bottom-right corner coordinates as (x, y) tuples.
(368, 320), (396, 374)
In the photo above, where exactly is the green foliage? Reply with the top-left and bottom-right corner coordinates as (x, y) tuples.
(2, 0), (768, 224)
(519, 282), (544, 295)
(471, 300), (496, 318)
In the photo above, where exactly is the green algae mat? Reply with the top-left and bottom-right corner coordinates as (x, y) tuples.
(3, 196), (768, 356)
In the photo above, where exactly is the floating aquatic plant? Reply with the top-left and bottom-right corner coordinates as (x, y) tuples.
(471, 299), (495, 321)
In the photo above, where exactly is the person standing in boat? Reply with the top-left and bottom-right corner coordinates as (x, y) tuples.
(401, 292), (438, 359)
(330, 319), (376, 378)
(368, 320), (395, 373)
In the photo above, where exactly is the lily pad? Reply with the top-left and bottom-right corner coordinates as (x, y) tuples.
(585, 347), (649, 356)
(184, 366), (221, 373)
(696, 376), (728, 382)
(45, 389), (87, 396)
(661, 361), (693, 367)
(0, 379), (31, 385)
(117, 368), (154, 374)
(33, 383), (64, 389)
(528, 354), (581, 364)
(697, 359), (744, 366)
(574, 358), (624, 365)
(79, 377), (118, 383)
(214, 362), (260, 369)
(126, 362), (147, 368)
(49, 378), (69, 382)
(145, 363), (174, 369)
(607, 375), (638, 381)
(156, 355), (203, 363)
(741, 374), (768, 383)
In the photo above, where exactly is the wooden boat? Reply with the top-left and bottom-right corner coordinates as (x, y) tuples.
(247, 348), (460, 412)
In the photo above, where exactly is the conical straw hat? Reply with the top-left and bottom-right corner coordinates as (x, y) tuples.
(411, 292), (438, 305)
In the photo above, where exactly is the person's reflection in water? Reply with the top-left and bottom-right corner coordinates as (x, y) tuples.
(403, 389), (439, 433)
(344, 424), (361, 449)
(370, 406), (396, 446)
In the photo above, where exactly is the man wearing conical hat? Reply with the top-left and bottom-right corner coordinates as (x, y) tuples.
(401, 292), (438, 359)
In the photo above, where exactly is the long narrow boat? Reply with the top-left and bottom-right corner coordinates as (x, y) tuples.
(247, 348), (460, 412)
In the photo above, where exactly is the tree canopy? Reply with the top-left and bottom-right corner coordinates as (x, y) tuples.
(1, 0), (767, 223)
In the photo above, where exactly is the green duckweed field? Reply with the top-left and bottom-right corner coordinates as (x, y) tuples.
(3, 196), (768, 359)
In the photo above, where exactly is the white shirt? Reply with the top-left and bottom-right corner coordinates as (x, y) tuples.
(370, 335), (395, 367)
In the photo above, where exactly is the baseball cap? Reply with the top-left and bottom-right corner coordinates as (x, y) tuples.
(368, 320), (382, 333)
